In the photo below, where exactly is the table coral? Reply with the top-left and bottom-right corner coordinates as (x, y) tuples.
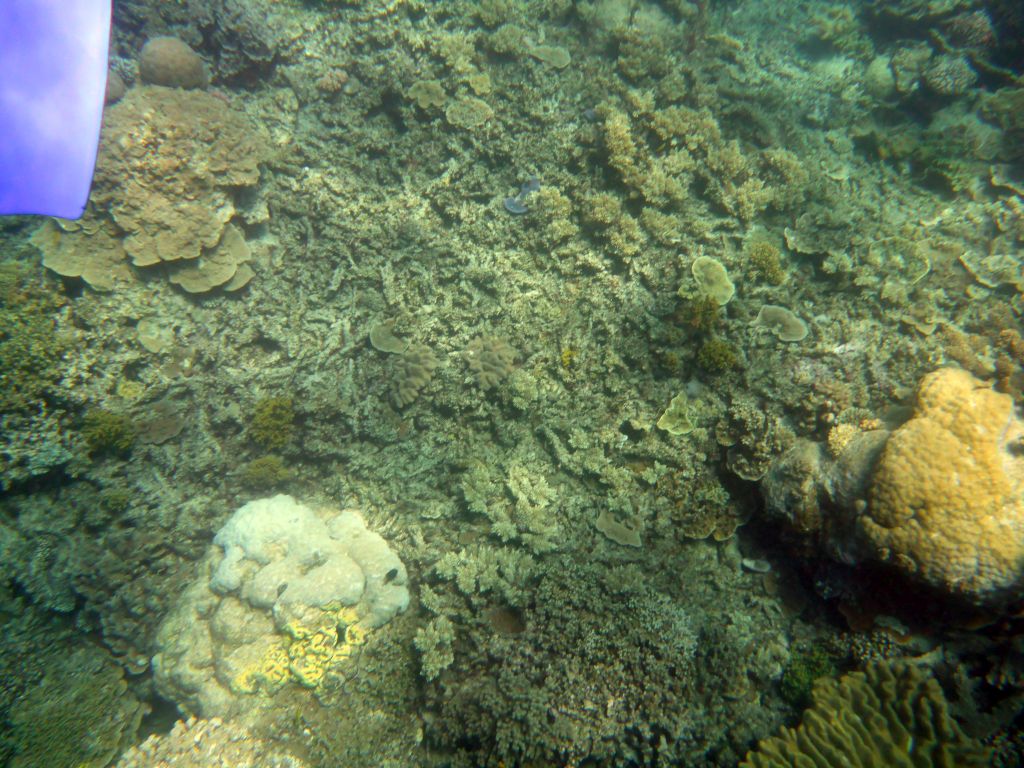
(863, 367), (1024, 602)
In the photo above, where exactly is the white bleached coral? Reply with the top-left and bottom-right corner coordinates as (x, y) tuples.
(153, 495), (409, 718)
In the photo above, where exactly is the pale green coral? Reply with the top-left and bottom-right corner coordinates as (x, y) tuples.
(461, 457), (561, 553)
(414, 616), (456, 681)
(435, 545), (536, 605)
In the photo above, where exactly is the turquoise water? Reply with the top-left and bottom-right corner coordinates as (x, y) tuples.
(1, 1), (1022, 766)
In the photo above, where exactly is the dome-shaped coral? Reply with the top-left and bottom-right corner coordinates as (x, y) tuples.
(139, 37), (208, 89)
(863, 367), (1024, 602)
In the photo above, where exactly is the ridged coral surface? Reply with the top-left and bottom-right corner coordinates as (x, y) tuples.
(741, 661), (990, 767)
(864, 368), (1024, 601)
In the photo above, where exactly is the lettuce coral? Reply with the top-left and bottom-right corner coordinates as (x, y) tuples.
(742, 661), (990, 767)
(33, 86), (267, 293)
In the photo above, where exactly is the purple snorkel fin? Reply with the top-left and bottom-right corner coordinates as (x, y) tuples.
(0, 0), (111, 219)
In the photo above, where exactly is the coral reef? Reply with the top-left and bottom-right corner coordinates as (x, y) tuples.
(763, 367), (1024, 605)
(0, 263), (67, 415)
(32, 85), (268, 293)
(4, 0), (1024, 765)
(115, 716), (307, 768)
(138, 36), (208, 89)
(393, 344), (440, 407)
(81, 408), (137, 456)
(4, 639), (147, 768)
(418, 552), (783, 767)
(463, 336), (518, 389)
(248, 396), (296, 451)
(864, 368), (1024, 602)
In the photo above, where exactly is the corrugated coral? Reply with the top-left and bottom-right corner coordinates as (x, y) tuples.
(741, 661), (990, 767)
(33, 86), (268, 293)
(863, 368), (1024, 602)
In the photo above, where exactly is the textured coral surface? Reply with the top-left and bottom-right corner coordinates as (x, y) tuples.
(865, 368), (1024, 600)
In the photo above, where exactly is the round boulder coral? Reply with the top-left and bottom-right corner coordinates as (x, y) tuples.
(152, 495), (409, 719)
(139, 37), (208, 89)
(863, 368), (1024, 602)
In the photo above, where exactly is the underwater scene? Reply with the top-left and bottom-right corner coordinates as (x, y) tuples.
(2, 0), (1024, 765)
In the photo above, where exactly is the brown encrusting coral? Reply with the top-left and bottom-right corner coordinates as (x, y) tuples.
(33, 85), (268, 293)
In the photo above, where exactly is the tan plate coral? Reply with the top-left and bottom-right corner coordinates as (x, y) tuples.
(33, 86), (269, 293)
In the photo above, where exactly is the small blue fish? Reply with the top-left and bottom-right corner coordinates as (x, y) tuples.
(504, 176), (541, 215)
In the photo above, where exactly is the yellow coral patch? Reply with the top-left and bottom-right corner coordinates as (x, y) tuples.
(864, 368), (1024, 601)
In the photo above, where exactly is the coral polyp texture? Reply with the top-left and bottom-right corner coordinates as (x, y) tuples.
(152, 495), (409, 719)
(863, 368), (1024, 602)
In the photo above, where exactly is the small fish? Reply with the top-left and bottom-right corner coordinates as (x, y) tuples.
(503, 176), (541, 215)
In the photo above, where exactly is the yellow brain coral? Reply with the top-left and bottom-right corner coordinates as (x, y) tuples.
(864, 367), (1024, 601)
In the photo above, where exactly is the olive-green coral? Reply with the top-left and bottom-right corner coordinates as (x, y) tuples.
(0, 263), (67, 415)
(779, 643), (838, 709)
(81, 409), (136, 456)
(679, 294), (722, 333)
(748, 240), (786, 285)
(7, 644), (146, 768)
(742, 661), (991, 768)
(238, 454), (292, 490)
(697, 337), (740, 373)
(248, 396), (295, 450)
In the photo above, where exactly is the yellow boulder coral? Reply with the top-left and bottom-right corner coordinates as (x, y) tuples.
(864, 367), (1024, 601)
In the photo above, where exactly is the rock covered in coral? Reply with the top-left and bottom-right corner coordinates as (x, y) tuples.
(7, 644), (147, 768)
(864, 367), (1024, 602)
(32, 85), (268, 293)
(922, 53), (977, 96)
(115, 716), (307, 768)
(464, 336), (518, 389)
(393, 344), (440, 407)
(762, 368), (1024, 605)
(138, 36), (208, 90)
(152, 495), (409, 718)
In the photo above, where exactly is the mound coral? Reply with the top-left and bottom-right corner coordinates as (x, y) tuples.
(138, 37), (208, 90)
(863, 368), (1024, 602)
(152, 495), (409, 719)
